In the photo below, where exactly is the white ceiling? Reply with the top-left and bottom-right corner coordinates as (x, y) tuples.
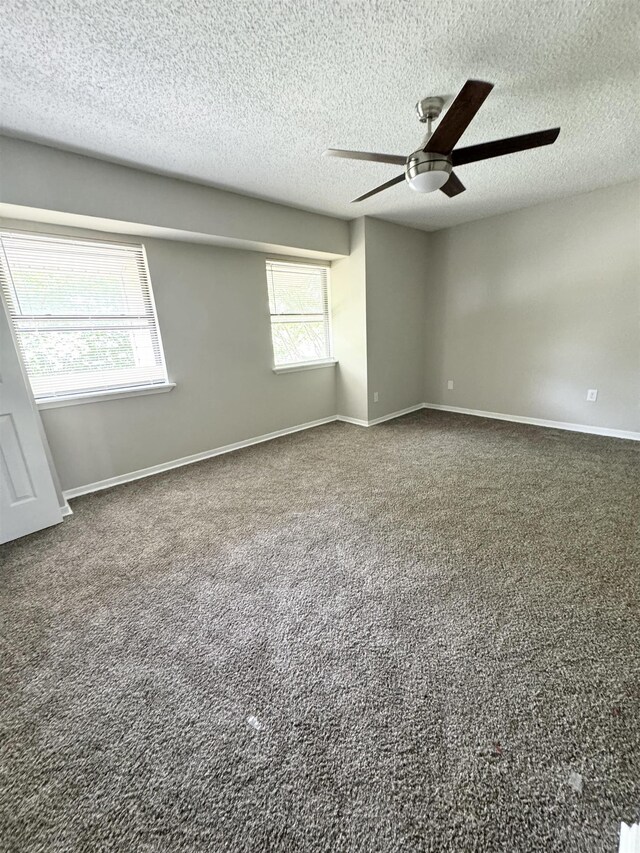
(2, 0), (639, 231)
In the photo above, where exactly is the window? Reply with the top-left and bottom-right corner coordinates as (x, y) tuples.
(266, 260), (332, 367)
(0, 232), (169, 402)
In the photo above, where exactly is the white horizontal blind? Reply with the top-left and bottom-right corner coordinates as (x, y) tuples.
(266, 260), (331, 366)
(0, 232), (168, 400)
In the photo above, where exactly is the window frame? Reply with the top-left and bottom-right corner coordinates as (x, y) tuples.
(0, 230), (173, 406)
(265, 258), (336, 372)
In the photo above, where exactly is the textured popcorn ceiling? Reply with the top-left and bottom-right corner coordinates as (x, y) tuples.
(2, 0), (639, 231)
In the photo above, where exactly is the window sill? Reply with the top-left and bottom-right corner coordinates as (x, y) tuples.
(272, 359), (338, 375)
(36, 383), (176, 410)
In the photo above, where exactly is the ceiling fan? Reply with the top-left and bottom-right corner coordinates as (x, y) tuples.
(323, 80), (560, 202)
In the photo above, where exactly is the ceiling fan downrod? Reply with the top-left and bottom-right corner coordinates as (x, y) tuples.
(406, 95), (452, 192)
(415, 96), (445, 147)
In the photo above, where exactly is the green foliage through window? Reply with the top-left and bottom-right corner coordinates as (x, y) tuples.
(0, 233), (168, 398)
(266, 261), (331, 366)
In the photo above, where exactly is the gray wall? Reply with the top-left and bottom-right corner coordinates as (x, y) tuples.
(424, 180), (640, 432)
(4, 165), (637, 495)
(0, 136), (349, 259)
(8, 223), (337, 491)
(331, 219), (368, 422)
(364, 218), (430, 421)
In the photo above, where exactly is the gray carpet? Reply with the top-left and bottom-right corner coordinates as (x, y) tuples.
(1, 410), (639, 852)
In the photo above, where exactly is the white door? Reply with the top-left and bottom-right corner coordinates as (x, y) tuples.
(0, 294), (63, 544)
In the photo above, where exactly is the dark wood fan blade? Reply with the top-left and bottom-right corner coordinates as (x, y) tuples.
(352, 173), (405, 203)
(324, 148), (406, 166)
(425, 80), (494, 154)
(452, 128), (560, 166)
(440, 172), (466, 197)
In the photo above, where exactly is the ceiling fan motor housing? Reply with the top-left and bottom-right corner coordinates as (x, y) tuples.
(405, 150), (452, 193)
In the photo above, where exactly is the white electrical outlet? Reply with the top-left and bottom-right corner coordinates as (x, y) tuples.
(373, 391), (379, 403)
(586, 389), (598, 402)
(447, 380), (454, 390)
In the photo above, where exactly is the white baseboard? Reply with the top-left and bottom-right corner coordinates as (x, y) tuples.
(63, 405), (426, 500)
(63, 415), (337, 500)
(335, 414), (369, 427)
(336, 403), (424, 428)
(63, 401), (638, 502)
(61, 501), (74, 517)
(423, 403), (640, 441)
(368, 403), (425, 426)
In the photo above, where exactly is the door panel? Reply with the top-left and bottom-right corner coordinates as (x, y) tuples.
(0, 294), (62, 544)
(1, 413), (36, 501)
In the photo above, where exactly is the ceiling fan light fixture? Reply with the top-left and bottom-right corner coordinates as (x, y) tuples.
(407, 169), (450, 193)
(405, 151), (452, 193)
